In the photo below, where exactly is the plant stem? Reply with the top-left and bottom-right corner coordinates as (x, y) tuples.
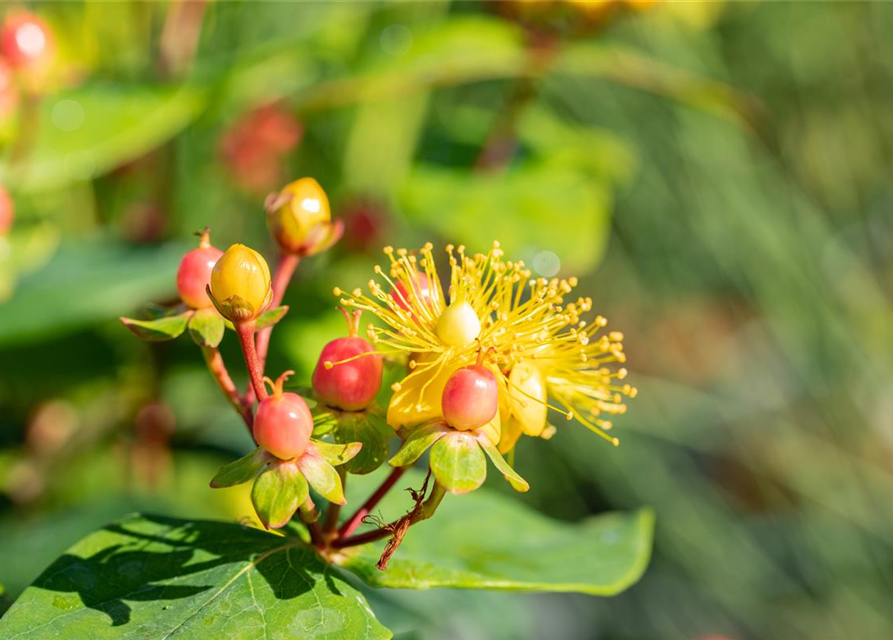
(322, 467), (347, 537)
(338, 466), (407, 538)
(332, 481), (446, 549)
(200, 346), (253, 432)
(236, 321), (268, 402)
(247, 253), (300, 404)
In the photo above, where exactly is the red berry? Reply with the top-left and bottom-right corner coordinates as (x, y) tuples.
(391, 270), (433, 316)
(254, 372), (313, 460)
(0, 185), (13, 237)
(0, 12), (52, 69)
(442, 364), (498, 431)
(176, 228), (223, 309)
(0, 59), (18, 120)
(312, 309), (382, 411)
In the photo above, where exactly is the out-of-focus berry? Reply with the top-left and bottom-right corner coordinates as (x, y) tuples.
(0, 184), (13, 237)
(177, 228), (223, 309)
(265, 177), (341, 256)
(0, 12), (53, 69)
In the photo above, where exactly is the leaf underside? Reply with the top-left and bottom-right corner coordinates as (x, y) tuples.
(0, 514), (390, 639)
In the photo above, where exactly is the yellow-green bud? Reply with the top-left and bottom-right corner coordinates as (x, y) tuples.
(209, 244), (272, 322)
(266, 177), (333, 255)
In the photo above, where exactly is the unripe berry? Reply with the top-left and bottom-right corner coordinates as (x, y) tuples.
(266, 177), (331, 254)
(253, 371), (313, 460)
(176, 228), (223, 309)
(0, 59), (18, 120)
(391, 270), (434, 317)
(0, 185), (13, 237)
(0, 12), (52, 69)
(436, 300), (481, 347)
(442, 363), (498, 431)
(312, 309), (382, 412)
(210, 243), (272, 322)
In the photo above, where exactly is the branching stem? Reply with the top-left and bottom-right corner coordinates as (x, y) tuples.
(338, 466), (407, 538)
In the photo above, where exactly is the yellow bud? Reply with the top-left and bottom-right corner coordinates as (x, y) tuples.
(210, 244), (272, 322)
(266, 177), (331, 254)
(508, 362), (548, 437)
(436, 301), (481, 346)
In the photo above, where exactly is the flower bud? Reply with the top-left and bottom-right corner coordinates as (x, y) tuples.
(176, 228), (223, 309)
(209, 243), (272, 322)
(312, 309), (382, 412)
(0, 12), (53, 69)
(507, 361), (548, 437)
(253, 372), (313, 460)
(442, 363), (498, 431)
(266, 177), (342, 256)
(436, 300), (481, 347)
(0, 185), (13, 237)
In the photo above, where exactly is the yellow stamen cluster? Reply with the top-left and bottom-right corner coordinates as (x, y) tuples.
(334, 242), (636, 445)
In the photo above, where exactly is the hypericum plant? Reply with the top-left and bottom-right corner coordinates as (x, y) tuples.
(0, 177), (652, 639)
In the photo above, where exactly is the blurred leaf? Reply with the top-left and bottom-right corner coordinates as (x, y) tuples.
(333, 412), (392, 475)
(188, 308), (225, 348)
(120, 311), (191, 342)
(401, 162), (611, 273)
(0, 240), (187, 346)
(0, 514), (390, 639)
(254, 305), (289, 330)
(209, 448), (270, 489)
(0, 85), (206, 193)
(339, 470), (653, 595)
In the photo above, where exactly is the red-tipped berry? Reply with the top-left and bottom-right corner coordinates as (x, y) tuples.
(312, 308), (382, 412)
(176, 228), (223, 309)
(391, 270), (434, 317)
(0, 12), (52, 69)
(442, 358), (499, 431)
(253, 371), (313, 460)
(0, 185), (13, 237)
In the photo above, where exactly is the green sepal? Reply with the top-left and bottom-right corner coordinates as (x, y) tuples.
(144, 303), (188, 319)
(251, 461), (308, 529)
(333, 412), (392, 475)
(479, 438), (530, 493)
(120, 310), (191, 341)
(299, 496), (320, 523)
(389, 422), (448, 467)
(429, 430), (487, 495)
(188, 307), (225, 348)
(255, 305), (289, 330)
(307, 440), (363, 467)
(210, 447), (271, 488)
(297, 450), (347, 505)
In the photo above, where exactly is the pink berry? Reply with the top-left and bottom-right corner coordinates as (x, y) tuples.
(176, 228), (223, 309)
(0, 12), (52, 69)
(0, 185), (13, 237)
(254, 371), (313, 460)
(442, 364), (498, 431)
(312, 309), (382, 412)
(391, 270), (433, 316)
(0, 59), (18, 120)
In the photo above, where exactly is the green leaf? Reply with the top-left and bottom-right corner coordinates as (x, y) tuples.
(297, 452), (346, 505)
(389, 422), (448, 467)
(338, 471), (653, 597)
(251, 462), (308, 529)
(479, 439), (530, 493)
(401, 161), (612, 274)
(209, 448), (271, 488)
(0, 579), (12, 617)
(188, 308), (225, 348)
(119, 311), (191, 342)
(308, 440), (363, 467)
(429, 431), (487, 495)
(254, 305), (289, 330)
(0, 514), (391, 639)
(333, 412), (392, 475)
(0, 85), (206, 193)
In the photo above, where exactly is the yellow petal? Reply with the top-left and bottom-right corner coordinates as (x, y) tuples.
(508, 361), (548, 437)
(387, 356), (461, 429)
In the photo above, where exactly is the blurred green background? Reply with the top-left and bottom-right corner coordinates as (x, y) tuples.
(3, 1), (893, 638)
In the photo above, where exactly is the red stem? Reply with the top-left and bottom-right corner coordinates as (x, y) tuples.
(236, 321), (268, 402)
(201, 346), (253, 432)
(247, 253), (299, 404)
(338, 466), (407, 538)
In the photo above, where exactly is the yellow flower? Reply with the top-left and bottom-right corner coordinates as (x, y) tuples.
(266, 177), (341, 256)
(336, 242), (636, 447)
(209, 244), (272, 322)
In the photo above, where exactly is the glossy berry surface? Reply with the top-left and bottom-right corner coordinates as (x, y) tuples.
(442, 364), (498, 431)
(210, 243), (271, 321)
(0, 12), (52, 68)
(254, 390), (313, 460)
(0, 185), (13, 237)
(312, 311), (382, 411)
(176, 229), (223, 309)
